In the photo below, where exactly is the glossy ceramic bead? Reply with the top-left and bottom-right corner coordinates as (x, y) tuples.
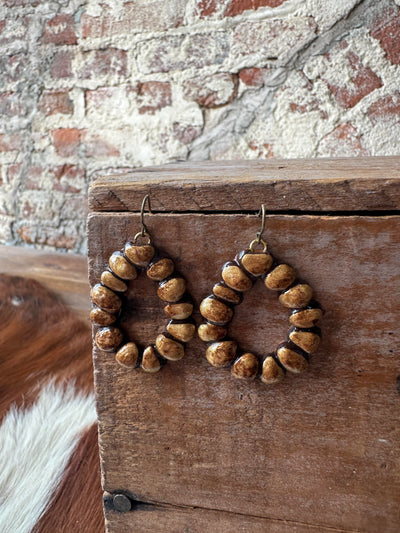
(290, 306), (323, 328)
(115, 342), (139, 368)
(90, 306), (117, 326)
(157, 277), (186, 303)
(101, 270), (128, 292)
(164, 302), (193, 320)
(212, 283), (242, 305)
(109, 252), (137, 280)
(155, 334), (184, 361)
(222, 263), (253, 292)
(240, 251), (273, 276)
(276, 343), (308, 374)
(166, 321), (196, 343)
(147, 257), (174, 281)
(95, 326), (123, 352)
(91, 284), (122, 314)
(206, 340), (237, 367)
(124, 242), (155, 267)
(197, 323), (228, 342)
(231, 352), (259, 379)
(141, 346), (161, 373)
(200, 296), (233, 325)
(279, 284), (313, 309)
(264, 264), (296, 291)
(261, 356), (285, 384)
(288, 327), (321, 354)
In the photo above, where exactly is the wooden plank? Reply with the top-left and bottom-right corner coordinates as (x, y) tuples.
(106, 503), (359, 533)
(0, 245), (90, 322)
(88, 213), (400, 533)
(89, 156), (400, 213)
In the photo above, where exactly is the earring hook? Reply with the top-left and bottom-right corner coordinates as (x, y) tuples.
(134, 194), (152, 244)
(249, 204), (267, 252)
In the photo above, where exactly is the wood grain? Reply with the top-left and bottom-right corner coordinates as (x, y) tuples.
(88, 212), (400, 533)
(89, 157), (400, 213)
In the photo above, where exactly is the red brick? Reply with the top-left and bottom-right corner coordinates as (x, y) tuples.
(17, 224), (77, 250)
(51, 128), (80, 157)
(324, 43), (382, 108)
(183, 73), (238, 108)
(0, 92), (27, 117)
(225, 0), (288, 16)
(198, 0), (287, 17)
(239, 67), (268, 87)
(38, 90), (73, 116)
(367, 92), (400, 124)
(370, 11), (400, 65)
(41, 14), (77, 45)
(318, 123), (368, 157)
(0, 54), (28, 83)
(50, 50), (73, 79)
(248, 141), (274, 158)
(82, 2), (185, 39)
(6, 164), (22, 187)
(52, 165), (86, 192)
(24, 166), (42, 189)
(0, 17), (29, 46)
(137, 81), (172, 114)
(0, 133), (23, 152)
(173, 123), (202, 144)
(82, 132), (120, 158)
(78, 49), (128, 79)
(137, 33), (229, 74)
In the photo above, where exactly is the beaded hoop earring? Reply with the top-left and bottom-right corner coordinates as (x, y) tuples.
(198, 206), (323, 385)
(90, 195), (195, 373)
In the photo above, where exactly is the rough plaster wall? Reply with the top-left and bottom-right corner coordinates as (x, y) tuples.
(0, 0), (399, 253)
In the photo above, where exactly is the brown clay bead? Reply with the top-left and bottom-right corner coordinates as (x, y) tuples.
(279, 283), (313, 309)
(240, 251), (273, 277)
(231, 352), (259, 379)
(147, 257), (174, 281)
(197, 323), (228, 342)
(164, 302), (193, 320)
(212, 283), (242, 305)
(141, 346), (161, 373)
(155, 334), (184, 361)
(264, 264), (296, 291)
(222, 263), (252, 292)
(206, 340), (237, 367)
(90, 306), (117, 326)
(95, 326), (123, 352)
(276, 344), (308, 374)
(109, 252), (137, 280)
(157, 277), (186, 303)
(199, 296), (233, 325)
(115, 342), (139, 368)
(289, 328), (321, 354)
(125, 242), (155, 267)
(261, 356), (285, 384)
(290, 307), (323, 328)
(100, 270), (128, 292)
(166, 321), (196, 343)
(91, 284), (122, 314)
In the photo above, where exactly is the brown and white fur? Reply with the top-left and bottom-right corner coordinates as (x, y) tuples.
(0, 274), (103, 532)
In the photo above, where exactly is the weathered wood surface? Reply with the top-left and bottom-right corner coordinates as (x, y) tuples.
(88, 212), (400, 533)
(0, 244), (90, 322)
(89, 157), (400, 213)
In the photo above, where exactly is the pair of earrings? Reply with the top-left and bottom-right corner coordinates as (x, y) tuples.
(90, 195), (323, 386)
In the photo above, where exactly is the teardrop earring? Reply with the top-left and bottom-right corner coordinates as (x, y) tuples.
(198, 206), (323, 385)
(90, 195), (195, 373)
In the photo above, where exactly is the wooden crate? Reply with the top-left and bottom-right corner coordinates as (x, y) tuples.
(88, 157), (400, 533)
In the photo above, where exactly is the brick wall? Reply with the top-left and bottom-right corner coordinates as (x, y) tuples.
(1, 0), (399, 252)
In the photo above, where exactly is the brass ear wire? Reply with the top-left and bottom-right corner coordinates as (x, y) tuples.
(134, 194), (152, 244)
(249, 204), (267, 252)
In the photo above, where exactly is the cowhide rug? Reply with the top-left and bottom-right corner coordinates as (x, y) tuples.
(0, 274), (104, 532)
